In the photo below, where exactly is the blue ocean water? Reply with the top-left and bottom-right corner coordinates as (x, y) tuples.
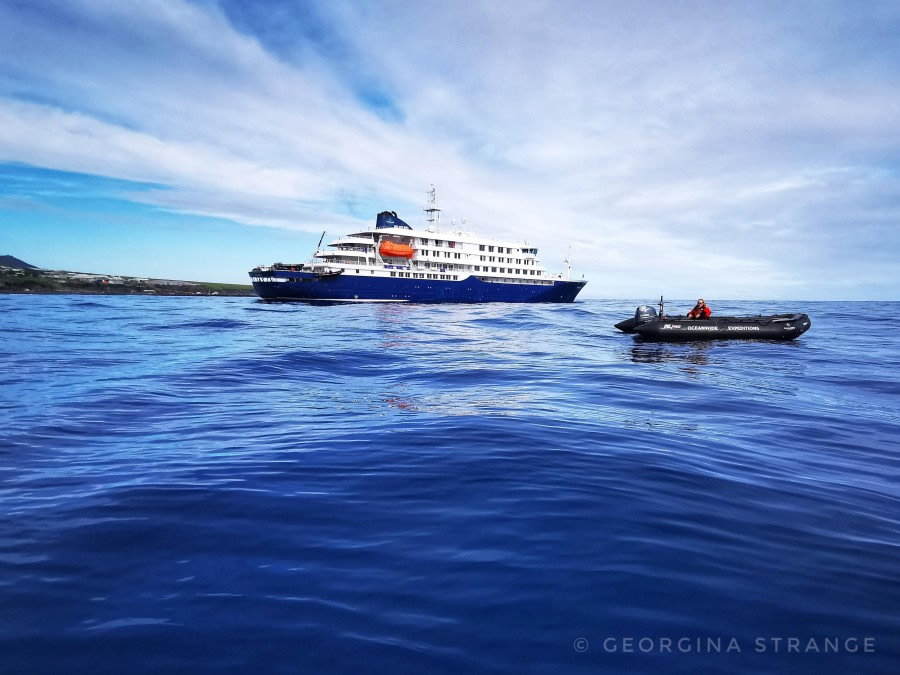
(1, 295), (898, 674)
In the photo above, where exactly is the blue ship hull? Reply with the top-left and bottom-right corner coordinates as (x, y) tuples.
(251, 272), (587, 303)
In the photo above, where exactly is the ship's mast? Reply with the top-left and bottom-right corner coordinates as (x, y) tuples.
(424, 184), (441, 233)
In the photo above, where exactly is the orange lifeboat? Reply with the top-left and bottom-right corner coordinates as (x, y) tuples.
(379, 241), (414, 259)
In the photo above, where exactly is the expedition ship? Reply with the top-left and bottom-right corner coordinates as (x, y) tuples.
(249, 187), (587, 303)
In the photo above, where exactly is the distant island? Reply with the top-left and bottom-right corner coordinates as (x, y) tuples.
(0, 255), (38, 269)
(0, 256), (255, 297)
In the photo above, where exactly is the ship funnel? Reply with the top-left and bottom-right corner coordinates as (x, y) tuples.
(376, 211), (412, 229)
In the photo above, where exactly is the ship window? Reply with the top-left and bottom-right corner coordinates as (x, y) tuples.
(435, 240), (442, 247)
(488, 246), (494, 252)
(390, 272), (396, 277)
(454, 253), (460, 259)
(479, 245), (485, 251)
(356, 269), (359, 273)
(421, 238), (429, 245)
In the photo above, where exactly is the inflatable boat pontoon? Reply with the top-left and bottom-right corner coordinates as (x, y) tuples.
(615, 299), (811, 341)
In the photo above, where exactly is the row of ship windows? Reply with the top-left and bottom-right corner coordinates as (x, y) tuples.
(395, 263), (542, 275)
(337, 246), (535, 266)
(417, 240), (530, 255)
(416, 251), (536, 265)
(382, 263), (541, 279)
(421, 264), (542, 275)
(383, 272), (550, 284)
(389, 272), (460, 280)
(475, 266), (542, 275)
(480, 278), (554, 285)
(337, 259), (542, 276)
(481, 256), (534, 264)
(419, 251), (462, 259)
(420, 250), (536, 265)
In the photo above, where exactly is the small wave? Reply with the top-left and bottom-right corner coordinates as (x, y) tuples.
(148, 318), (250, 331)
(68, 300), (111, 309)
(2, 297), (899, 675)
(85, 617), (178, 632)
(186, 318), (250, 330)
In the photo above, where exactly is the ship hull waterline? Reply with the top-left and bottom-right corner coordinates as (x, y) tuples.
(251, 272), (587, 303)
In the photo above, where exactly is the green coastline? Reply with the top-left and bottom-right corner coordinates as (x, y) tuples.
(0, 265), (255, 297)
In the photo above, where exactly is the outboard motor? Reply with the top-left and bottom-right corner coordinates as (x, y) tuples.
(634, 305), (658, 326)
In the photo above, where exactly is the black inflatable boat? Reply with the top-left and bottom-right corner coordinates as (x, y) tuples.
(615, 299), (811, 341)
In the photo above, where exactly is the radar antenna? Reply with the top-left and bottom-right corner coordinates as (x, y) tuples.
(424, 184), (441, 233)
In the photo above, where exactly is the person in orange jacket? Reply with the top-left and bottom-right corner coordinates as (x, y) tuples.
(687, 298), (711, 320)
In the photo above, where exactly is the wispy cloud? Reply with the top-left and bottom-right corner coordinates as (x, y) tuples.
(1, 0), (897, 297)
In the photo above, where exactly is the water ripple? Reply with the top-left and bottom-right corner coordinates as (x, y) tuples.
(0, 295), (898, 673)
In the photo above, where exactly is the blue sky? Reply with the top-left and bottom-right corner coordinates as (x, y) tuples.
(0, 0), (898, 299)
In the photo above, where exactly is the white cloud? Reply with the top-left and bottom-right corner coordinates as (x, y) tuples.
(0, 0), (898, 298)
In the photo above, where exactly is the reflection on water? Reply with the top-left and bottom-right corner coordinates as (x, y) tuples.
(3, 297), (899, 675)
(630, 343), (712, 366)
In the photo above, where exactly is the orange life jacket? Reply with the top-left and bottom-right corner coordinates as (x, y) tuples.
(688, 305), (711, 319)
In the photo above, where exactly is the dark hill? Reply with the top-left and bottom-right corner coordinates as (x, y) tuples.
(0, 255), (38, 269)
